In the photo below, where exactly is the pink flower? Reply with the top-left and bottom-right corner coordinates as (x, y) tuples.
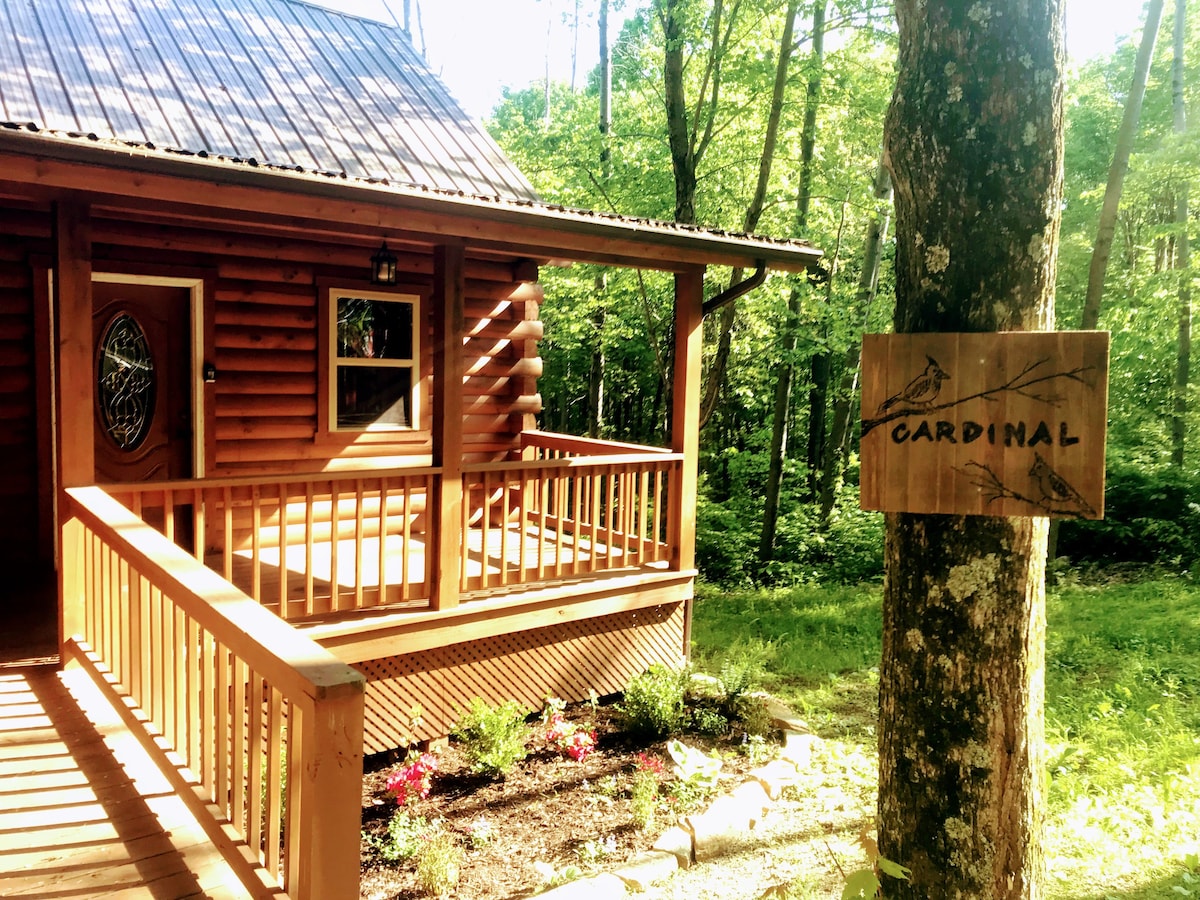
(634, 752), (664, 776)
(386, 753), (439, 805)
(565, 730), (596, 761)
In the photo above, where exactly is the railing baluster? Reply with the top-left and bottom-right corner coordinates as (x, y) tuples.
(354, 480), (365, 610)
(265, 687), (284, 878)
(329, 483), (340, 611)
(216, 640), (231, 818)
(500, 473), (510, 587)
(231, 655), (247, 834)
(378, 479), (389, 607)
(278, 483), (289, 618)
(251, 486), (262, 604)
(222, 486), (234, 582)
(247, 669), (264, 860)
(402, 476), (412, 599)
(304, 482), (315, 616)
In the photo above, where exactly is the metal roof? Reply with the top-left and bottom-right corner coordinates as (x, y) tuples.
(0, 0), (538, 201)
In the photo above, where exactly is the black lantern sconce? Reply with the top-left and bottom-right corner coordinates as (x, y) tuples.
(370, 240), (398, 286)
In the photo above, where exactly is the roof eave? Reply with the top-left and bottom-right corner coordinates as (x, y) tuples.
(0, 128), (822, 274)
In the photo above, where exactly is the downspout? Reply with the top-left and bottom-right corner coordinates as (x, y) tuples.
(701, 259), (767, 316)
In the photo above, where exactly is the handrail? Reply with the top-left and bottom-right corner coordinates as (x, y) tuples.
(95, 464), (442, 497)
(464, 450), (683, 474)
(63, 486), (365, 900)
(521, 429), (674, 455)
(67, 486), (365, 699)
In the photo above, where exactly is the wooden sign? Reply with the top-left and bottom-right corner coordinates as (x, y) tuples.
(860, 332), (1109, 519)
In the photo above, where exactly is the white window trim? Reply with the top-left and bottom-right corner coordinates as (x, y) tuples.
(327, 287), (421, 433)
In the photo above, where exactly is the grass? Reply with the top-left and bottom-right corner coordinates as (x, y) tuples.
(690, 575), (1200, 899)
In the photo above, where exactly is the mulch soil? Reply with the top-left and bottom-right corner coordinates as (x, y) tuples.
(358, 700), (776, 900)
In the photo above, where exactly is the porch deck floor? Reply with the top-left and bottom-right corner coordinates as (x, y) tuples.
(0, 666), (245, 899)
(221, 521), (655, 618)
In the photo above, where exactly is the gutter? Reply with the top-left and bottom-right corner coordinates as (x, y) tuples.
(702, 260), (768, 316)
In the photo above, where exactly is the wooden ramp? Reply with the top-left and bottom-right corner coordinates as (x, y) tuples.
(0, 666), (248, 899)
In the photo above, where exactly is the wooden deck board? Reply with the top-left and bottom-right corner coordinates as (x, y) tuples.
(0, 667), (250, 899)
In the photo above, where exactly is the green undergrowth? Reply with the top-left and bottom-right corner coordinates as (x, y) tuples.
(689, 576), (1200, 899)
(1044, 577), (1200, 899)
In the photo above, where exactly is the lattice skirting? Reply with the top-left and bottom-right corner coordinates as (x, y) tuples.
(355, 602), (686, 755)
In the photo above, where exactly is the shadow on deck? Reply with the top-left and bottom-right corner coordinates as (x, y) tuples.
(0, 666), (246, 899)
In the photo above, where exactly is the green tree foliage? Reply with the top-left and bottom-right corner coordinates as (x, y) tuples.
(1058, 5), (1199, 471)
(487, 1), (1199, 583)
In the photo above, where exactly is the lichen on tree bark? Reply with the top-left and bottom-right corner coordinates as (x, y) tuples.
(878, 1), (1064, 897)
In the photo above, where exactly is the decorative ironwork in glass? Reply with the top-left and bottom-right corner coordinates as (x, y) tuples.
(97, 313), (156, 450)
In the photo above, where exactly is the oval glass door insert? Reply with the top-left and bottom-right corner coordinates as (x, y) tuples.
(97, 313), (156, 450)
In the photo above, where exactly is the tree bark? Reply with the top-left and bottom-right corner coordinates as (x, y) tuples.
(658, 0), (698, 225)
(1172, 0), (1191, 468)
(759, 0), (824, 565)
(879, 1), (1064, 896)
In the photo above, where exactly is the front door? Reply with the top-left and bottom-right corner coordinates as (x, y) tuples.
(92, 282), (192, 483)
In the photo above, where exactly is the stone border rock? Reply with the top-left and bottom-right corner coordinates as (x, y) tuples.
(536, 704), (822, 898)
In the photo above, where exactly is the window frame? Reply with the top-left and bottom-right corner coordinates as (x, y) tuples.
(318, 284), (427, 441)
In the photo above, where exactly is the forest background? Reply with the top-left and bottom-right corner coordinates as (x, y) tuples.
(462, 0), (1200, 588)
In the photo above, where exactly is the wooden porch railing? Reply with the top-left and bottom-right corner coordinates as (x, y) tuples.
(461, 431), (681, 591)
(105, 468), (437, 619)
(61, 486), (366, 900)
(101, 432), (683, 618)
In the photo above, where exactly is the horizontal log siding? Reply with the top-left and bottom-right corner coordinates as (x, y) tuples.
(206, 250), (543, 475)
(0, 233), (41, 569)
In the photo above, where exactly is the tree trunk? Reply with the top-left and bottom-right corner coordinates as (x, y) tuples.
(658, 0), (697, 225)
(878, 1), (1064, 896)
(589, 1), (612, 440)
(699, 0), (800, 431)
(1050, 0), (1164, 573)
(1172, 0), (1191, 468)
(759, 0), (824, 566)
(1080, 0), (1166, 331)
(820, 158), (892, 522)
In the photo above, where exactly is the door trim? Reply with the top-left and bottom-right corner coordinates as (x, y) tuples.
(92, 273), (206, 478)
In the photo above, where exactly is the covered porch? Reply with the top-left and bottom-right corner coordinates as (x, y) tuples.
(3, 126), (820, 899)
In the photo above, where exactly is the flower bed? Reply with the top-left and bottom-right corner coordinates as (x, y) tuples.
(359, 693), (780, 899)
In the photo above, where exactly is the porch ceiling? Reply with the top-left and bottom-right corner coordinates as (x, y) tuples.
(0, 126), (822, 274)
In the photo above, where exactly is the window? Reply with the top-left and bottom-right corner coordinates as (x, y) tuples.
(328, 289), (419, 431)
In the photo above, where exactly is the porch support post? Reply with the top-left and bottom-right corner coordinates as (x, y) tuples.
(430, 242), (465, 610)
(54, 199), (93, 648)
(671, 266), (704, 576)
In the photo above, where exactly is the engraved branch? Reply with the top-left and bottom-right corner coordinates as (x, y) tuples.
(862, 358), (1092, 438)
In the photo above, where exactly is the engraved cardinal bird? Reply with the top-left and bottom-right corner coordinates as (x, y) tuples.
(879, 355), (950, 412)
(1029, 453), (1095, 517)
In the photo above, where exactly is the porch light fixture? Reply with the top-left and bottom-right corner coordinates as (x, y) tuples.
(370, 240), (398, 285)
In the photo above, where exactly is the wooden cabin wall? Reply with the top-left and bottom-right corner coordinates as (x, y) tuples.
(86, 216), (543, 477)
(0, 220), (45, 577)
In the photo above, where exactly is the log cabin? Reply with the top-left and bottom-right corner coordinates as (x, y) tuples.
(0, 0), (820, 896)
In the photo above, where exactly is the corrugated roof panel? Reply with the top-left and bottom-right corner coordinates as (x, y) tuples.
(0, 0), (538, 200)
(341, 13), (536, 199)
(57, 0), (151, 141)
(233, 0), (384, 176)
(3, 0), (77, 131)
(0, 3), (42, 124)
(171, 0), (306, 164)
(284, 1), (430, 184)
